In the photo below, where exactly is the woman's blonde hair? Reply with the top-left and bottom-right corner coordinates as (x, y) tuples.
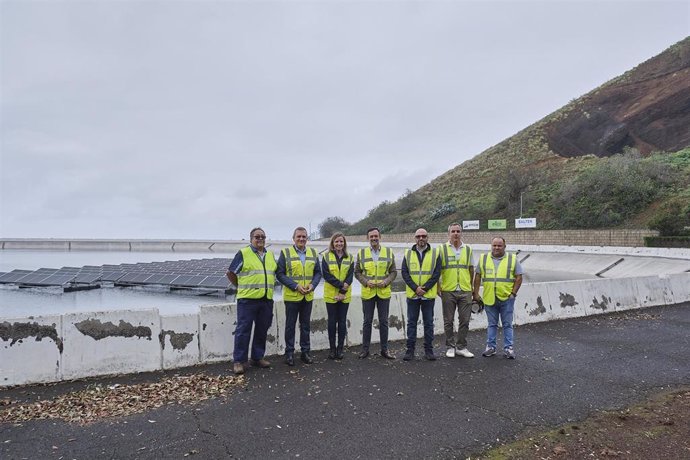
(328, 232), (348, 254)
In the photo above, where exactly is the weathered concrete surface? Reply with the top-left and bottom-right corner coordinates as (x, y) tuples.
(1, 303), (688, 459)
(61, 310), (161, 380)
(198, 304), (235, 363)
(3, 273), (688, 387)
(0, 316), (62, 386)
(160, 314), (199, 370)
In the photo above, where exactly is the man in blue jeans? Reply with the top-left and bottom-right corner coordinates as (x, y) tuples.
(473, 237), (523, 359)
(401, 228), (441, 361)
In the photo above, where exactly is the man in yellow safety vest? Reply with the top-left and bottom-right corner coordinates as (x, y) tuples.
(438, 223), (478, 359)
(401, 228), (441, 361)
(354, 227), (397, 359)
(226, 227), (277, 375)
(473, 237), (523, 359)
(276, 226), (322, 366)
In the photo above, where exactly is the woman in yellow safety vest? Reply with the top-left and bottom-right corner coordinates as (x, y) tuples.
(321, 232), (354, 360)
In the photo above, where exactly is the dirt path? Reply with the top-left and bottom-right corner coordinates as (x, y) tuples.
(479, 385), (690, 459)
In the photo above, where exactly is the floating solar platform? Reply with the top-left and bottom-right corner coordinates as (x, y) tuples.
(0, 258), (232, 293)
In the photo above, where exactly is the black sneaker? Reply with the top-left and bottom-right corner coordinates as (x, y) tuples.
(403, 349), (414, 361)
(424, 351), (437, 361)
(482, 346), (496, 357)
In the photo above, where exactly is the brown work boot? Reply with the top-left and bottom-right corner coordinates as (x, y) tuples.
(251, 358), (271, 368)
(233, 362), (245, 375)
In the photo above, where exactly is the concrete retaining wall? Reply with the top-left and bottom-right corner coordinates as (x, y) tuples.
(0, 230), (662, 252)
(345, 229), (658, 247)
(2, 272), (689, 387)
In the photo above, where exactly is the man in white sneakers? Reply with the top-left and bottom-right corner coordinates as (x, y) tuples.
(438, 223), (477, 359)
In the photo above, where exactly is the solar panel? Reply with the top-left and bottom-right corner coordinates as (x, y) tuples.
(118, 272), (150, 283)
(176, 275), (209, 287)
(16, 272), (55, 285)
(0, 270), (33, 283)
(101, 271), (125, 282)
(32, 273), (77, 286)
(73, 272), (102, 284)
(199, 276), (229, 288)
(142, 273), (178, 285)
(169, 275), (195, 286)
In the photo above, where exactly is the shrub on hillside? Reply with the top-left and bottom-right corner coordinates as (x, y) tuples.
(553, 152), (673, 228)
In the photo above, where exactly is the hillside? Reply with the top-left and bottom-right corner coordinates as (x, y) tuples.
(339, 37), (690, 236)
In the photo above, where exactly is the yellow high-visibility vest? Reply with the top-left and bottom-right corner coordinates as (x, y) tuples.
(236, 246), (277, 300)
(479, 253), (516, 305)
(358, 247), (393, 300)
(322, 251), (353, 303)
(281, 246), (318, 302)
(404, 247), (438, 299)
(439, 243), (474, 292)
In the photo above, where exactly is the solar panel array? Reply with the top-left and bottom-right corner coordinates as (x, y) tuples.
(0, 258), (231, 290)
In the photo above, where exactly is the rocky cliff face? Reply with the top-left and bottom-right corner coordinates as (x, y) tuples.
(545, 37), (690, 158)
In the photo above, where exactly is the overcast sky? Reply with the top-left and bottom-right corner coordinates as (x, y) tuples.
(1, 1), (688, 240)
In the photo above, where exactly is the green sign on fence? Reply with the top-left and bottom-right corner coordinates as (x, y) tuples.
(488, 219), (507, 230)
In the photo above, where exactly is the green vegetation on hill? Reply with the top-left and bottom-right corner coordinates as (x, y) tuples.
(318, 38), (690, 238)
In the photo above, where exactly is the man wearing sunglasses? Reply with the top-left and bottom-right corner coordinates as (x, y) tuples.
(227, 227), (277, 375)
(401, 228), (441, 361)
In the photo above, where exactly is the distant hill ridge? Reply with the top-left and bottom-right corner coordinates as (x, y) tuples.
(335, 37), (690, 237)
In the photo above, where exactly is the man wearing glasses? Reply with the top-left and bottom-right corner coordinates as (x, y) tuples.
(355, 227), (397, 359)
(226, 227), (277, 375)
(438, 222), (478, 359)
(401, 228), (441, 361)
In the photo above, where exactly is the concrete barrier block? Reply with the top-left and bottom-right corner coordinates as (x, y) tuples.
(172, 242), (213, 252)
(309, 298), (330, 352)
(62, 309), (161, 380)
(209, 242), (244, 253)
(2, 240), (70, 250)
(268, 300), (285, 357)
(388, 293), (406, 343)
(632, 275), (673, 309)
(543, 280), (590, 320)
(575, 277), (637, 313)
(199, 303), (235, 363)
(346, 297), (364, 347)
(160, 314), (199, 370)
(70, 241), (131, 251)
(130, 241), (174, 251)
(0, 315), (63, 387)
(266, 302), (282, 357)
(666, 273), (690, 303)
(513, 282), (556, 325)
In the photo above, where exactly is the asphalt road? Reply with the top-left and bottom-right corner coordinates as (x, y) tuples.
(2, 303), (689, 459)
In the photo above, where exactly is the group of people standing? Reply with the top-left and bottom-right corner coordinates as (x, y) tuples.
(226, 224), (522, 375)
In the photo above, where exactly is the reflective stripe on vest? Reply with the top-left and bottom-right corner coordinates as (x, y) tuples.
(404, 247), (438, 299)
(236, 246), (277, 300)
(359, 246), (393, 300)
(323, 251), (353, 303)
(282, 246), (318, 302)
(440, 243), (473, 291)
(479, 253), (516, 305)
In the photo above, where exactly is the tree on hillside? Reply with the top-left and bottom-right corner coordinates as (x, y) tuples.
(318, 216), (351, 238)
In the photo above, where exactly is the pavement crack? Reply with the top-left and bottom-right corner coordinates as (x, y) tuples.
(193, 410), (218, 437)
